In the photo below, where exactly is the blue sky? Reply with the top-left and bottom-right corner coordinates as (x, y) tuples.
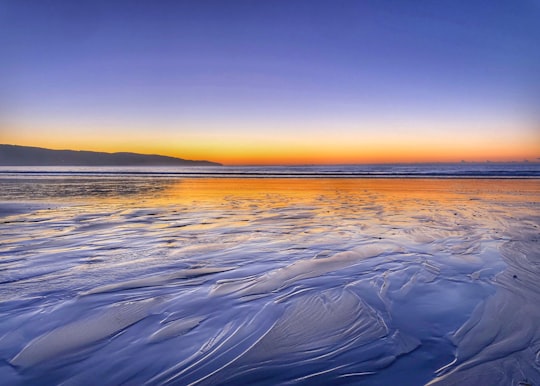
(1, 0), (539, 163)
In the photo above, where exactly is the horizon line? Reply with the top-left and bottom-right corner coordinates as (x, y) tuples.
(2, 143), (538, 167)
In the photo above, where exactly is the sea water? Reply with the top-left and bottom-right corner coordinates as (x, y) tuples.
(0, 164), (539, 385)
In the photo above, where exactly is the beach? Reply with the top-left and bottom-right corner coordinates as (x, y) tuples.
(0, 174), (539, 385)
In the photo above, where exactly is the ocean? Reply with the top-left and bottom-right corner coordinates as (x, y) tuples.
(1, 162), (540, 178)
(0, 164), (539, 385)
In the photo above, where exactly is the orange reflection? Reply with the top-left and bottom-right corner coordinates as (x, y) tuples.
(152, 178), (540, 208)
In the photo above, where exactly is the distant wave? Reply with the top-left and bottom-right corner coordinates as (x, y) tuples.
(0, 163), (539, 178)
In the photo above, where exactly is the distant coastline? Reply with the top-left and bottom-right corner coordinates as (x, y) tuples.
(0, 144), (221, 166)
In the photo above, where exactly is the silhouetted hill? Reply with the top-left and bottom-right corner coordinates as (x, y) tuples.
(0, 145), (221, 166)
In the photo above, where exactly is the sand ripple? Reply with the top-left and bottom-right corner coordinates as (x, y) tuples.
(0, 178), (538, 385)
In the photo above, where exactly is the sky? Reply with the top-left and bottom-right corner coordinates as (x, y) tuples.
(1, 0), (539, 165)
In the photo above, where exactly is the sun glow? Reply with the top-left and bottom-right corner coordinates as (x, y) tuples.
(3, 120), (538, 165)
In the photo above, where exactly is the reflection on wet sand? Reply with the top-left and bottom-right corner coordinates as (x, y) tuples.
(0, 178), (538, 385)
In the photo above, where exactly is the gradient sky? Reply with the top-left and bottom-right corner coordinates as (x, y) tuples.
(1, 0), (539, 165)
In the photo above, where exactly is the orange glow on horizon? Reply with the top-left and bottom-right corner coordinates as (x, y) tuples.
(2, 122), (539, 166)
(3, 139), (538, 166)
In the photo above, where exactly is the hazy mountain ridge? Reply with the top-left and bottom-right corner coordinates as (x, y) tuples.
(0, 145), (221, 166)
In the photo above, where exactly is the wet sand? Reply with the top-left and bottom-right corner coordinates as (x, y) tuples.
(0, 178), (538, 385)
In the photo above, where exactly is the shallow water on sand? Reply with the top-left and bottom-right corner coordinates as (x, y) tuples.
(0, 177), (539, 385)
